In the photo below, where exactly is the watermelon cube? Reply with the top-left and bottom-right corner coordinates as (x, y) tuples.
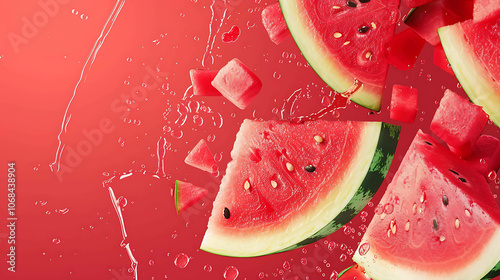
(404, 0), (465, 46)
(467, 134), (500, 177)
(261, 2), (291, 45)
(390, 85), (418, 123)
(184, 139), (218, 174)
(402, 0), (434, 8)
(175, 180), (208, 214)
(189, 69), (221, 96)
(433, 44), (454, 75)
(386, 29), (426, 70)
(430, 89), (489, 158)
(211, 58), (262, 110)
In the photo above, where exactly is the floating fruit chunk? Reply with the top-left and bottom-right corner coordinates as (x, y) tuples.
(430, 89), (488, 158)
(467, 134), (500, 177)
(184, 139), (218, 174)
(261, 2), (291, 45)
(211, 58), (262, 110)
(175, 180), (208, 214)
(190, 69), (221, 96)
(386, 29), (426, 70)
(390, 85), (418, 123)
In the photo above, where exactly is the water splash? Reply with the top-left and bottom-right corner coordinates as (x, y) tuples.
(106, 176), (138, 280)
(202, 0), (227, 67)
(156, 137), (167, 177)
(50, 0), (126, 172)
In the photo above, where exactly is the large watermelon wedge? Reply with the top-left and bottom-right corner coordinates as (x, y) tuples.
(201, 120), (400, 257)
(438, 13), (500, 127)
(279, 0), (400, 111)
(353, 130), (500, 280)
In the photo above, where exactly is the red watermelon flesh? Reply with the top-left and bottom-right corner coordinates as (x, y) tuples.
(433, 44), (455, 75)
(403, 0), (435, 8)
(211, 58), (262, 110)
(474, 0), (500, 22)
(443, 0), (474, 19)
(386, 28), (426, 70)
(404, 0), (470, 46)
(461, 14), (500, 84)
(261, 2), (291, 45)
(184, 139), (218, 174)
(430, 89), (489, 158)
(353, 130), (500, 280)
(468, 134), (500, 177)
(279, 0), (400, 111)
(175, 180), (208, 214)
(390, 85), (418, 123)
(189, 69), (221, 96)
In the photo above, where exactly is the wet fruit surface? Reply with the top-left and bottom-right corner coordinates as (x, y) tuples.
(1, 0), (500, 279)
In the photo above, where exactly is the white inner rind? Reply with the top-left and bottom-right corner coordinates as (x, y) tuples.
(353, 227), (500, 280)
(279, 0), (382, 111)
(438, 24), (500, 127)
(200, 122), (382, 257)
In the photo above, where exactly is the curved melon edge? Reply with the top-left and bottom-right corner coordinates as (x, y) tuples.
(200, 122), (400, 257)
(438, 24), (500, 128)
(279, 0), (383, 111)
(353, 227), (500, 280)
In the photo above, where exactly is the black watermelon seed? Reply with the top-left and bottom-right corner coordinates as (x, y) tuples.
(304, 165), (316, 172)
(347, 1), (357, 7)
(359, 0), (370, 2)
(449, 169), (459, 175)
(223, 207), (230, 219)
(433, 219), (439, 230)
(358, 26), (370, 33)
(459, 177), (467, 183)
(442, 195), (449, 206)
(424, 141), (433, 145)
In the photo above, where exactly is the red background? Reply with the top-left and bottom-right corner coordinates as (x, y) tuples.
(1, 0), (499, 279)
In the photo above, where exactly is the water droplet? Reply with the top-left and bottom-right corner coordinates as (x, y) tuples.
(283, 261), (291, 270)
(171, 130), (183, 139)
(339, 254), (347, 262)
(273, 72), (281, 79)
(193, 115), (204, 126)
(259, 272), (265, 279)
(174, 253), (190, 268)
(384, 203), (394, 214)
(149, 260), (154, 266)
(207, 134), (216, 142)
(52, 238), (61, 244)
(328, 241), (336, 251)
(224, 266), (239, 280)
(204, 265), (213, 272)
(358, 242), (370, 256)
(330, 270), (339, 280)
(488, 171), (498, 182)
(300, 257), (307, 265)
(80, 14), (88, 20)
(117, 196), (127, 208)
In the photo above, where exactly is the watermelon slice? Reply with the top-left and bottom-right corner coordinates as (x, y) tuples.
(211, 58), (262, 110)
(390, 85), (418, 123)
(468, 134), (500, 177)
(474, 0), (500, 22)
(433, 44), (454, 75)
(430, 89), (488, 159)
(175, 180), (208, 214)
(201, 120), (400, 257)
(386, 29), (426, 70)
(184, 139), (218, 174)
(261, 2), (291, 45)
(353, 130), (500, 280)
(189, 69), (221, 96)
(279, 0), (400, 111)
(404, 0), (470, 46)
(438, 14), (500, 127)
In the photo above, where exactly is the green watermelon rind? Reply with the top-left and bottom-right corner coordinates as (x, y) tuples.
(482, 261), (500, 280)
(175, 180), (182, 214)
(438, 23), (500, 128)
(279, 0), (385, 111)
(201, 122), (400, 257)
(276, 123), (399, 253)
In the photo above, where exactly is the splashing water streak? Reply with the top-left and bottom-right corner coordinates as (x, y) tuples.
(156, 137), (167, 177)
(106, 177), (138, 280)
(202, 0), (227, 67)
(50, 0), (127, 172)
(291, 80), (362, 123)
